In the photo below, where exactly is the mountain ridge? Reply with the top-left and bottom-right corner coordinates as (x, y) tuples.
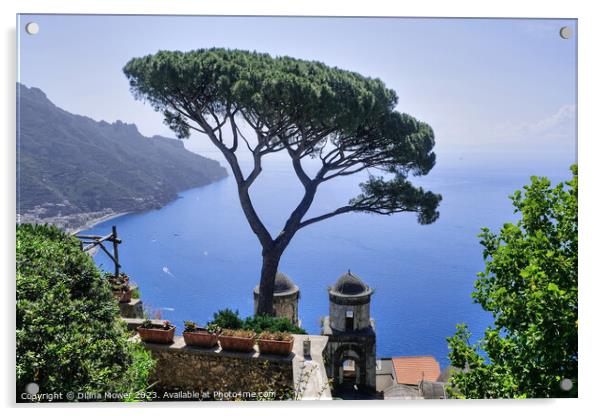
(17, 83), (228, 231)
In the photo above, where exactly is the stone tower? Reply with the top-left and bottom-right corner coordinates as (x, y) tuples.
(321, 271), (376, 391)
(253, 271), (300, 325)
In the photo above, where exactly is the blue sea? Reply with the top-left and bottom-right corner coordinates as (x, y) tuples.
(83, 153), (573, 367)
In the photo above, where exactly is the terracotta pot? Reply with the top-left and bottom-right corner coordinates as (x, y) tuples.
(108, 274), (129, 285)
(137, 325), (175, 344)
(218, 334), (255, 352)
(257, 338), (294, 356)
(112, 286), (132, 303)
(183, 330), (218, 348)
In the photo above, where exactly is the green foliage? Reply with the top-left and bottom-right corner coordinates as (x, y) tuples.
(140, 319), (154, 329)
(140, 320), (171, 330)
(183, 320), (221, 334)
(352, 175), (441, 224)
(206, 323), (221, 334)
(183, 320), (197, 331)
(243, 315), (307, 335)
(447, 166), (578, 398)
(123, 48), (441, 224)
(106, 272), (129, 292)
(117, 343), (157, 402)
(124, 48), (403, 139)
(124, 48), (442, 316)
(130, 286), (141, 299)
(208, 308), (243, 329)
(16, 224), (154, 401)
(207, 309), (306, 334)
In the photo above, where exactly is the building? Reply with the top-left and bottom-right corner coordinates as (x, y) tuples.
(253, 271), (300, 325)
(381, 355), (447, 399)
(321, 271), (377, 392)
(392, 355), (441, 385)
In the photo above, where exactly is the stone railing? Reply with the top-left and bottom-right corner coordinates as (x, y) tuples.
(124, 319), (331, 401)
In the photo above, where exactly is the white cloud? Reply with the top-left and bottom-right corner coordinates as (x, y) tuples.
(493, 104), (576, 142)
(521, 104), (575, 137)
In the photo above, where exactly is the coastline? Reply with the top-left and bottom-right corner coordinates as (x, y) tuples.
(18, 176), (229, 236)
(70, 211), (132, 235)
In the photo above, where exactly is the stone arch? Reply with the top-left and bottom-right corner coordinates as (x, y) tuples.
(333, 344), (366, 386)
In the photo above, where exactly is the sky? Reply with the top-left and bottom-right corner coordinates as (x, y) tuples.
(17, 15), (577, 169)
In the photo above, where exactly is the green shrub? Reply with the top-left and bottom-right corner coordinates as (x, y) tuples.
(243, 314), (307, 335)
(130, 287), (141, 299)
(118, 343), (156, 402)
(16, 224), (154, 401)
(207, 309), (306, 334)
(207, 308), (243, 329)
(183, 320), (197, 332)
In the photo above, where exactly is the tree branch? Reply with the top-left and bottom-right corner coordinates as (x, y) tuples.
(184, 110), (274, 247)
(298, 206), (356, 229)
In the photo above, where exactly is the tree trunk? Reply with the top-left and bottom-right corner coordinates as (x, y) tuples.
(255, 249), (283, 316)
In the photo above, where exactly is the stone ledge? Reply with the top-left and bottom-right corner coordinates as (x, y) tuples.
(118, 297), (144, 319)
(140, 334), (296, 362)
(291, 335), (332, 400)
(122, 317), (161, 331)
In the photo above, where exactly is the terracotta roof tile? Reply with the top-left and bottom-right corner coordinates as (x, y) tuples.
(392, 356), (441, 385)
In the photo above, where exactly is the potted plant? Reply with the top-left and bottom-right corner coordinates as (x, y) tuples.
(107, 272), (132, 303)
(257, 331), (294, 356)
(182, 321), (220, 348)
(218, 329), (256, 352)
(137, 319), (175, 344)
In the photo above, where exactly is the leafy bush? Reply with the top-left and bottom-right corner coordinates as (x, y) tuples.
(447, 166), (578, 398)
(16, 224), (154, 401)
(140, 319), (171, 330)
(183, 320), (197, 332)
(207, 309), (306, 334)
(243, 315), (307, 335)
(206, 323), (221, 334)
(118, 343), (156, 402)
(130, 286), (141, 299)
(207, 308), (243, 329)
(207, 308), (306, 334)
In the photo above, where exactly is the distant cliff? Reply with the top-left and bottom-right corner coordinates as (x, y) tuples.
(17, 83), (228, 231)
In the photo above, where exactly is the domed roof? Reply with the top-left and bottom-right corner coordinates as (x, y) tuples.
(273, 271), (296, 293)
(253, 271), (298, 295)
(331, 270), (371, 296)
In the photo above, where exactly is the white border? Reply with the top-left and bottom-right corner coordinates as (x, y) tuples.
(2, 1), (600, 415)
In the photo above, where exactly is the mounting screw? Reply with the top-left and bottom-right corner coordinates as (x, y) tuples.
(559, 26), (572, 40)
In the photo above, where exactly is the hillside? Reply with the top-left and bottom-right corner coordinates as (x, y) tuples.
(17, 83), (228, 231)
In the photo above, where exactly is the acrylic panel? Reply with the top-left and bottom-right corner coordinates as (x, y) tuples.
(16, 14), (577, 402)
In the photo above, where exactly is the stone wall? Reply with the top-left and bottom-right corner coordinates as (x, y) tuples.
(118, 298), (144, 319)
(142, 336), (294, 400)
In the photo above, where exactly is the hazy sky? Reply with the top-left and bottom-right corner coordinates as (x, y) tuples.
(17, 15), (577, 167)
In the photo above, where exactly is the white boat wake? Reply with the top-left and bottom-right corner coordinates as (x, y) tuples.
(162, 266), (175, 278)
